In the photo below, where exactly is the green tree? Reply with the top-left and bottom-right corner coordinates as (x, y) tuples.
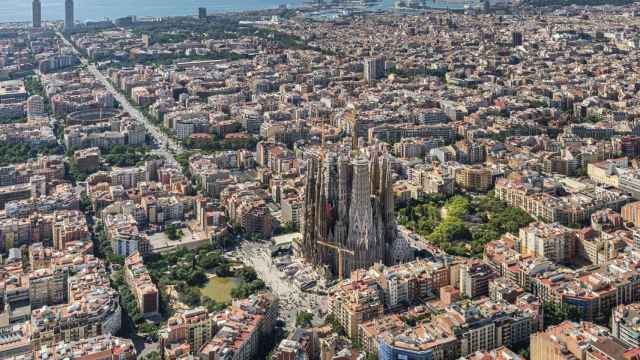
(543, 302), (583, 329)
(79, 192), (92, 213)
(428, 218), (472, 245)
(139, 322), (160, 335)
(145, 351), (161, 360)
(103, 145), (157, 167)
(178, 286), (202, 306)
(325, 314), (346, 336)
(0, 143), (63, 167)
(230, 282), (252, 299)
(397, 198), (442, 238)
(68, 160), (90, 183)
(275, 222), (297, 235)
(187, 269), (208, 286)
(164, 224), (184, 240)
(202, 296), (227, 312)
(230, 279), (265, 299)
(235, 266), (258, 282)
(444, 195), (471, 219)
(400, 193), (534, 257)
(0, 116), (26, 125)
(196, 251), (224, 270)
(295, 311), (313, 328)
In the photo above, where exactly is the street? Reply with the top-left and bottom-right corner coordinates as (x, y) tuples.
(397, 224), (446, 257)
(55, 28), (328, 341)
(134, 333), (159, 359)
(86, 64), (184, 164)
(233, 241), (327, 329)
(57, 32), (183, 168)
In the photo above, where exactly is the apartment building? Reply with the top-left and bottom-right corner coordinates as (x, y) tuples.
(199, 293), (279, 360)
(518, 222), (575, 264)
(33, 335), (136, 360)
(459, 260), (496, 299)
(328, 271), (384, 339)
(124, 252), (159, 317)
(455, 166), (493, 192)
(160, 307), (215, 357)
(28, 267), (66, 310)
(30, 264), (121, 349)
(531, 321), (630, 360)
(612, 303), (640, 349)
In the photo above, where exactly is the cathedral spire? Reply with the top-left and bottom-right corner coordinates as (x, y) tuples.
(302, 147), (397, 278)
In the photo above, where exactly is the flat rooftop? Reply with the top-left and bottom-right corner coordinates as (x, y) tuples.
(272, 232), (302, 247)
(148, 227), (209, 253)
(0, 80), (26, 97)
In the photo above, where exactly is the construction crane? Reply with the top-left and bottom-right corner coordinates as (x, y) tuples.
(317, 240), (355, 280)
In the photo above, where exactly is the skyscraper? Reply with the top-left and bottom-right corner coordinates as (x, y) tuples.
(64, 0), (74, 32)
(363, 56), (386, 83)
(512, 31), (523, 47)
(32, 0), (41, 28)
(198, 7), (207, 19)
(301, 145), (404, 278)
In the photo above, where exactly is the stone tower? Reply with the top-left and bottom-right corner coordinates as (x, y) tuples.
(301, 147), (398, 278)
(346, 155), (382, 272)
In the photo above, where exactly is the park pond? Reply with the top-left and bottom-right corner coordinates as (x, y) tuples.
(201, 276), (241, 303)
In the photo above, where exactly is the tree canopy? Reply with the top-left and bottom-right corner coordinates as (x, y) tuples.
(398, 193), (533, 257)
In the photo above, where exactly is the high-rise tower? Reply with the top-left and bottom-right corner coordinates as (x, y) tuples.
(64, 0), (74, 32)
(512, 31), (523, 47)
(32, 0), (41, 28)
(363, 56), (385, 83)
(198, 7), (207, 19)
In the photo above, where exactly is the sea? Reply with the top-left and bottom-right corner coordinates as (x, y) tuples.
(0, 0), (463, 24)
